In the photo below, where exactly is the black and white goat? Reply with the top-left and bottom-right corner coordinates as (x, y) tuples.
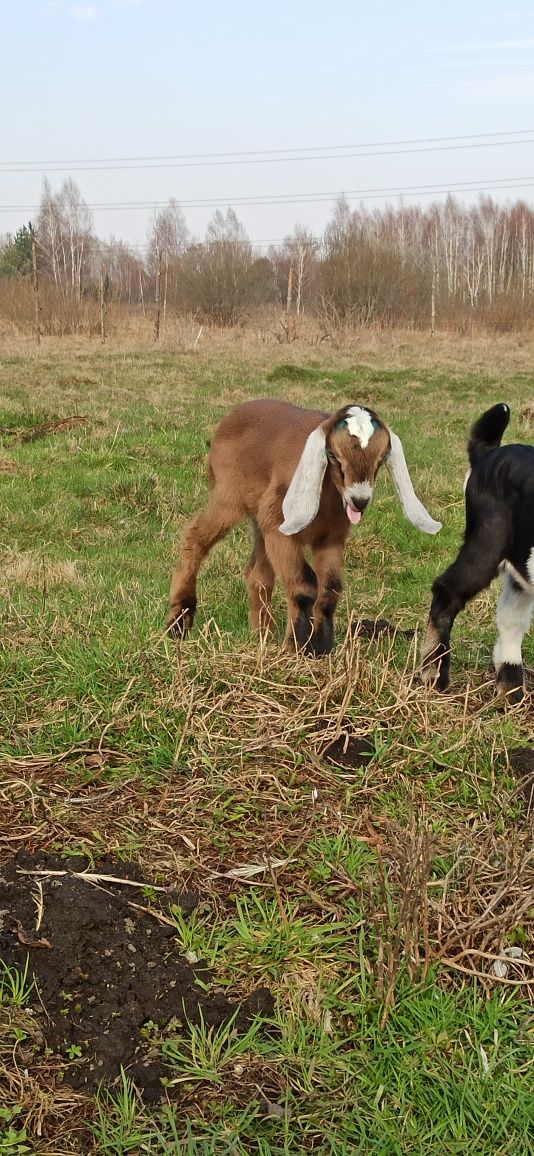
(168, 398), (441, 654)
(421, 402), (534, 702)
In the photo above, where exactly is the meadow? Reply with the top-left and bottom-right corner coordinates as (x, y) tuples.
(0, 329), (533, 1154)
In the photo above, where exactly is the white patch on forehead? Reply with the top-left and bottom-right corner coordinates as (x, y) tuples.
(345, 406), (376, 448)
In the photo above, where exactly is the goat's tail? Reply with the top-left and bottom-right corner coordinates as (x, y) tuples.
(468, 402), (510, 467)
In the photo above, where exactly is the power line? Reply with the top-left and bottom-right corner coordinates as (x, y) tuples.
(1, 128), (532, 169)
(2, 174), (534, 214)
(2, 134), (534, 174)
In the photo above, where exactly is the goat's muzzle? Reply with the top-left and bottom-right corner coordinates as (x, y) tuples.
(345, 496), (370, 524)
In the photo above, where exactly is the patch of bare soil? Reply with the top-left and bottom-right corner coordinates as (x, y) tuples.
(352, 617), (415, 641)
(0, 852), (272, 1101)
(0, 415), (89, 444)
(322, 732), (375, 770)
(510, 747), (534, 812)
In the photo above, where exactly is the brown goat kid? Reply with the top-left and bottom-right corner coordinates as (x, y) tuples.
(168, 399), (441, 655)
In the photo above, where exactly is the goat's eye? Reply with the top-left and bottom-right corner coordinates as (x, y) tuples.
(327, 450), (340, 466)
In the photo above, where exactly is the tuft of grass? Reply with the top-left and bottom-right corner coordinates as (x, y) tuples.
(0, 958), (35, 1009)
(162, 1010), (268, 1088)
(92, 1070), (151, 1154)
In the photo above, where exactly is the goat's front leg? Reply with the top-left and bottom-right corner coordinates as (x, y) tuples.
(245, 521), (276, 635)
(308, 538), (345, 656)
(493, 570), (534, 703)
(421, 533), (504, 690)
(263, 530), (318, 653)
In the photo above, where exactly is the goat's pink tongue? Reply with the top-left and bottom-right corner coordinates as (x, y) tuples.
(346, 506), (362, 524)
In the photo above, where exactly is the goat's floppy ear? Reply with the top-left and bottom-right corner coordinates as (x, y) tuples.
(386, 431), (442, 534)
(279, 425), (328, 535)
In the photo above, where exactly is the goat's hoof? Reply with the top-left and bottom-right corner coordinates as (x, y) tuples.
(419, 664), (438, 687)
(496, 681), (525, 705)
(306, 627), (334, 657)
(305, 644), (332, 658)
(166, 599), (196, 639)
(496, 664), (525, 705)
(167, 617), (188, 640)
(249, 615), (276, 638)
(419, 662), (450, 692)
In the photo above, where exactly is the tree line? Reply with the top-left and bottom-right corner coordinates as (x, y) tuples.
(2, 177), (534, 335)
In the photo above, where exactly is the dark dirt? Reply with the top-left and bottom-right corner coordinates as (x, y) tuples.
(509, 747), (534, 810)
(352, 617), (415, 641)
(318, 715), (375, 770)
(0, 416), (89, 444)
(0, 851), (273, 1100)
(322, 732), (374, 770)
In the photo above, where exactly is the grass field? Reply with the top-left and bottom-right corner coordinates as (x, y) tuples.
(0, 335), (533, 1154)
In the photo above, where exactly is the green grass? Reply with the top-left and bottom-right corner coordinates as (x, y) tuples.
(0, 957), (35, 1008)
(0, 345), (533, 1154)
(89, 985), (533, 1154)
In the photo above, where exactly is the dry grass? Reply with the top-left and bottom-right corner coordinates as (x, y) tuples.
(2, 625), (532, 996)
(1, 552), (84, 592)
(3, 314), (534, 377)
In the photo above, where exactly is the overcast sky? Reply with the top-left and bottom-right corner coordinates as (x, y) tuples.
(2, 0), (534, 251)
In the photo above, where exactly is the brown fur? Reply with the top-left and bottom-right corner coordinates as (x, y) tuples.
(168, 399), (391, 654)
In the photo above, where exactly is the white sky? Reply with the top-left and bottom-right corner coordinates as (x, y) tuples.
(2, 0), (534, 251)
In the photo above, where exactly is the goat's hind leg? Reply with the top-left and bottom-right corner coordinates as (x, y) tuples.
(493, 570), (534, 703)
(421, 533), (504, 690)
(167, 496), (241, 637)
(245, 522), (276, 636)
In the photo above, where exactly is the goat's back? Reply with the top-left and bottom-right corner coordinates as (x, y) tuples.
(466, 443), (534, 577)
(208, 399), (327, 502)
(470, 443), (534, 497)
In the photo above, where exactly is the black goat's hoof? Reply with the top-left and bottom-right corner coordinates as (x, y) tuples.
(496, 663), (525, 705)
(497, 682), (525, 706)
(419, 661), (450, 692)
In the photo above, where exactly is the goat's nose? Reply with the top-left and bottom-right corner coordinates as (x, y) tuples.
(350, 496), (370, 513)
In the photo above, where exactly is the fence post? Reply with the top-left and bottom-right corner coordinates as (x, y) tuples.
(100, 263), (107, 343)
(430, 264), (436, 337)
(154, 246), (162, 342)
(31, 234), (41, 346)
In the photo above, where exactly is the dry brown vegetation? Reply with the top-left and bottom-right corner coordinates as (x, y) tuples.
(4, 315), (534, 379)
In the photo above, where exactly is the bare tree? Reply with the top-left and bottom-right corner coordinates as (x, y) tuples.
(146, 199), (188, 310)
(153, 244), (162, 341)
(36, 178), (62, 290)
(59, 177), (93, 299)
(269, 225), (318, 314)
(36, 177), (93, 298)
(180, 209), (254, 325)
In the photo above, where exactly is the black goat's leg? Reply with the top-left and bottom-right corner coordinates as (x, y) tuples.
(493, 570), (534, 703)
(421, 533), (504, 690)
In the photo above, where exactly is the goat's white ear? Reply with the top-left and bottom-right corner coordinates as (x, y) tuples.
(279, 426), (327, 535)
(386, 430), (442, 535)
